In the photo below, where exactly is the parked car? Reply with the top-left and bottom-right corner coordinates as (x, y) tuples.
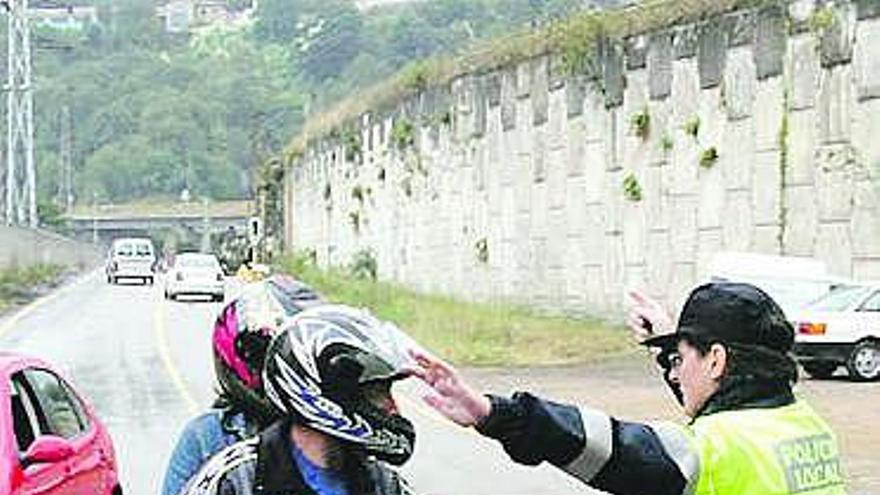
(704, 252), (845, 317)
(105, 238), (156, 285)
(164, 252), (225, 302)
(0, 353), (121, 495)
(790, 282), (880, 381)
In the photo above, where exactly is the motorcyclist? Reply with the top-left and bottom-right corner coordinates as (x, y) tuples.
(181, 304), (417, 495)
(161, 275), (323, 495)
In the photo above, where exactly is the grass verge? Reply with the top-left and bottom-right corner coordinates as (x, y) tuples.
(277, 255), (631, 367)
(0, 264), (67, 312)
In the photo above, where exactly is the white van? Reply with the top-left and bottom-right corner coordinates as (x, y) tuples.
(106, 237), (156, 285)
(704, 252), (846, 318)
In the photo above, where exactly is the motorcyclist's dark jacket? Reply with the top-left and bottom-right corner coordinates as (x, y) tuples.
(182, 420), (414, 495)
(476, 379), (798, 495)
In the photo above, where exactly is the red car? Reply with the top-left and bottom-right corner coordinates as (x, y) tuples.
(0, 353), (121, 495)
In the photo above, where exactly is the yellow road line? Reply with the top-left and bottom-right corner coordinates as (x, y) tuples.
(154, 296), (199, 417)
(0, 269), (98, 340)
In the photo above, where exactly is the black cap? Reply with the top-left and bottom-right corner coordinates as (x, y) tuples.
(642, 283), (795, 353)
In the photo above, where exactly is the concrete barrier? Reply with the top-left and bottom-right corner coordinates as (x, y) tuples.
(0, 225), (102, 270)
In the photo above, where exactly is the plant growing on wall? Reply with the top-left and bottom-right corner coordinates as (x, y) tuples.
(391, 118), (416, 151)
(660, 133), (674, 152)
(440, 110), (453, 127)
(350, 249), (378, 281)
(401, 176), (413, 198)
(630, 108), (651, 140)
(684, 115), (700, 139)
(342, 128), (363, 163)
(378, 167), (386, 182)
(809, 6), (837, 34)
(323, 182), (332, 203)
(622, 173), (642, 202)
(700, 147), (719, 168)
(475, 237), (489, 264)
(352, 184), (365, 204)
(349, 211), (361, 234)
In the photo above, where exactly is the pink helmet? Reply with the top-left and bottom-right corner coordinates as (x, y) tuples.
(212, 275), (322, 421)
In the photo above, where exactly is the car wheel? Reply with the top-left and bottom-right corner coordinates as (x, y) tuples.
(802, 362), (837, 379)
(846, 340), (880, 381)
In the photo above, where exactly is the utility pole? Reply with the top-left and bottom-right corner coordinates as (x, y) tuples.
(3, 0), (36, 227)
(57, 104), (72, 213)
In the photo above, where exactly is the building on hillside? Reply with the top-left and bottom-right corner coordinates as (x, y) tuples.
(30, 5), (98, 31)
(156, 0), (255, 34)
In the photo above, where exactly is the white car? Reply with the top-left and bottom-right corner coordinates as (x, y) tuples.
(164, 253), (226, 302)
(790, 283), (880, 381)
(106, 237), (156, 285)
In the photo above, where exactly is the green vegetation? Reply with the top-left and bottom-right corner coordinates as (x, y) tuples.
(391, 118), (416, 151)
(349, 248), (378, 281)
(290, 0), (780, 154)
(660, 133), (674, 152)
(809, 6), (837, 34)
(700, 147), (719, 168)
(475, 237), (489, 264)
(630, 108), (651, 140)
(684, 115), (701, 139)
(0, 265), (67, 311)
(279, 254), (629, 366)
(622, 173), (642, 202)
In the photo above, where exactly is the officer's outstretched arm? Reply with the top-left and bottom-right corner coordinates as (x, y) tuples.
(477, 393), (698, 495)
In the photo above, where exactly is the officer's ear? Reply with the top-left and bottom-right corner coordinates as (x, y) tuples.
(706, 343), (729, 381)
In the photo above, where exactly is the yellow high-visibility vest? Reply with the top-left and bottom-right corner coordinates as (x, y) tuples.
(684, 401), (846, 495)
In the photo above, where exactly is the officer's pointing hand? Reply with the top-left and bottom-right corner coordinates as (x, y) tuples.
(626, 289), (675, 343)
(408, 350), (491, 428)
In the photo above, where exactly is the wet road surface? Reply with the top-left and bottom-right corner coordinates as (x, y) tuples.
(0, 270), (594, 495)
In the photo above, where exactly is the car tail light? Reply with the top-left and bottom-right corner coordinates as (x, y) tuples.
(798, 322), (827, 335)
(176, 272), (184, 282)
(111, 261), (118, 271)
(216, 273), (224, 282)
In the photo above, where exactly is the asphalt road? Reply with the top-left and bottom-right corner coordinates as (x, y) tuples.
(0, 270), (594, 495)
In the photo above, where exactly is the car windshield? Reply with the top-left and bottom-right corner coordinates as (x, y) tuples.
(115, 244), (132, 256)
(134, 244), (152, 256)
(807, 285), (871, 312)
(178, 256), (218, 269)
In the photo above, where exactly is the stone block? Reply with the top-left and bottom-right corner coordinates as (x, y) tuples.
(751, 224), (782, 254)
(815, 222), (853, 277)
(788, 35), (821, 110)
(671, 58), (700, 126)
(604, 107), (622, 171)
(853, 98), (880, 168)
(625, 34), (648, 70)
(723, 46), (756, 120)
(752, 150), (782, 225)
(584, 264), (606, 313)
(566, 76), (586, 118)
(549, 53), (567, 91)
(486, 72), (502, 108)
(604, 169), (624, 234)
(722, 190), (754, 251)
(583, 204), (606, 264)
(669, 262), (697, 311)
(696, 228), (724, 281)
(623, 201), (647, 265)
(584, 92), (607, 142)
(753, 5), (786, 80)
(644, 165), (671, 230)
(727, 9), (756, 47)
(501, 68), (518, 131)
(670, 194), (698, 262)
(670, 130), (699, 195)
(819, 65), (855, 143)
(854, 17), (880, 100)
(816, 144), (861, 221)
(602, 233), (626, 306)
(674, 24), (698, 59)
(565, 176), (587, 237)
(532, 129), (546, 183)
(697, 165), (726, 229)
(722, 119), (754, 191)
(516, 61), (531, 99)
(567, 118), (587, 177)
(782, 184), (819, 256)
(787, 108), (818, 186)
(473, 84), (488, 138)
(698, 19), (728, 89)
(646, 229), (672, 293)
(602, 39), (625, 108)
(583, 140), (605, 203)
(547, 147), (567, 211)
(531, 56), (550, 126)
(548, 87), (567, 144)
(819, 4), (856, 67)
(754, 77), (784, 151)
(648, 31), (673, 100)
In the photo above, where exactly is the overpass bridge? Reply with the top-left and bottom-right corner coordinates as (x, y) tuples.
(64, 199), (253, 244)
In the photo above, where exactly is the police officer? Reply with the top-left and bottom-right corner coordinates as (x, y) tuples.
(412, 282), (847, 495)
